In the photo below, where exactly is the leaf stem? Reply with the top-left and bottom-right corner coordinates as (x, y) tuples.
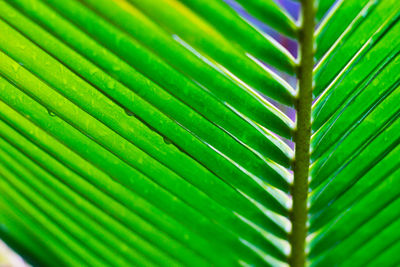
(290, 0), (315, 266)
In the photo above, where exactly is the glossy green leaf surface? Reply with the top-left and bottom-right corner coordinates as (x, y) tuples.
(309, 1), (400, 266)
(0, 0), (399, 266)
(315, 0), (337, 21)
(232, 0), (297, 38)
(176, 0), (296, 65)
(314, 0), (400, 95)
(124, 0), (296, 101)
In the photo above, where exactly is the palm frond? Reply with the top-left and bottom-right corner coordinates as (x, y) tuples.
(0, 0), (296, 265)
(0, 0), (399, 266)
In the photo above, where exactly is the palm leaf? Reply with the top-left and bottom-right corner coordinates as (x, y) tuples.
(0, 0), (398, 266)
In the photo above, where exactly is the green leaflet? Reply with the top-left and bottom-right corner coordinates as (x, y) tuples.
(315, 0), (373, 59)
(176, 0), (296, 66)
(0, 136), (180, 266)
(0, 0), (290, 222)
(308, 0), (400, 265)
(0, 195), (85, 266)
(309, 144), (400, 231)
(342, 217), (400, 267)
(0, 4), (292, 262)
(368, 241), (400, 266)
(311, 198), (400, 266)
(311, 52), (400, 189)
(0, 50), (287, 262)
(312, 19), (400, 132)
(314, 0), (400, 96)
(310, 169), (400, 258)
(123, 0), (296, 103)
(0, 83), (224, 265)
(312, 55), (400, 164)
(7, 0), (293, 190)
(76, 0), (294, 158)
(0, 156), (126, 266)
(315, 0), (338, 21)
(232, 0), (297, 38)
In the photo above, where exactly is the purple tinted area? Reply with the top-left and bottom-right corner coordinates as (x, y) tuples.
(277, 0), (300, 20)
(276, 0), (300, 59)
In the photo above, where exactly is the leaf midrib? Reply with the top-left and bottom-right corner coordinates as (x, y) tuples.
(290, 0), (315, 266)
